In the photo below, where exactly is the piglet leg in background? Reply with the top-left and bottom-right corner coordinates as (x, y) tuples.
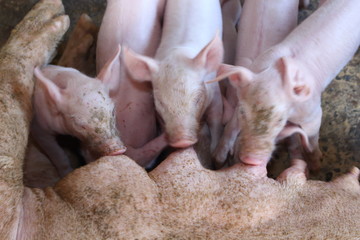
(213, 0), (299, 168)
(57, 13), (98, 76)
(96, 0), (167, 168)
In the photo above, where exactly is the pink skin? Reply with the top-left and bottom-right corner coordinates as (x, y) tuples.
(277, 159), (308, 183)
(218, 0), (241, 133)
(213, 0), (299, 168)
(221, 0), (242, 65)
(122, 0), (224, 152)
(33, 64), (126, 177)
(96, 0), (167, 168)
(212, 0), (360, 175)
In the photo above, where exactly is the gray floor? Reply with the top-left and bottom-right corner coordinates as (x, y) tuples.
(0, 0), (359, 181)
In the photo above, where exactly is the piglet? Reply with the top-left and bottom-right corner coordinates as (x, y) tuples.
(213, 0), (299, 168)
(212, 0), (360, 176)
(32, 61), (126, 177)
(122, 0), (224, 152)
(96, 0), (167, 168)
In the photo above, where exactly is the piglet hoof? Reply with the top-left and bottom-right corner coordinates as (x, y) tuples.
(277, 159), (308, 184)
(212, 135), (239, 169)
(212, 147), (229, 169)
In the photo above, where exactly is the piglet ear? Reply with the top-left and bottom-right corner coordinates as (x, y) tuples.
(207, 64), (253, 88)
(122, 47), (159, 82)
(192, 32), (224, 72)
(34, 66), (63, 105)
(278, 57), (313, 102)
(97, 44), (121, 92)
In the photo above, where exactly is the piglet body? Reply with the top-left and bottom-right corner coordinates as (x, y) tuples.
(32, 65), (125, 177)
(123, 0), (224, 151)
(96, 0), (167, 167)
(216, 0), (360, 175)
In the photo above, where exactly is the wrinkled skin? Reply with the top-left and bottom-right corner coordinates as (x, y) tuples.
(1, 1), (360, 239)
(96, 0), (167, 168)
(214, 0), (360, 175)
(123, 0), (224, 152)
(213, 0), (299, 169)
(32, 64), (125, 177)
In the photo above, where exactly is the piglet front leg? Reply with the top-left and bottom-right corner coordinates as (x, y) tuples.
(212, 108), (239, 168)
(276, 159), (308, 184)
(205, 81), (224, 153)
(286, 132), (322, 173)
(124, 133), (168, 169)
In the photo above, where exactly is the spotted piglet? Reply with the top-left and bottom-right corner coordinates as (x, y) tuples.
(123, 0), (224, 154)
(32, 59), (126, 177)
(212, 0), (360, 176)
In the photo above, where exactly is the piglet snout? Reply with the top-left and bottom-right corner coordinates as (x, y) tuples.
(240, 155), (266, 166)
(95, 138), (127, 156)
(167, 128), (198, 148)
(170, 139), (198, 148)
(108, 148), (127, 156)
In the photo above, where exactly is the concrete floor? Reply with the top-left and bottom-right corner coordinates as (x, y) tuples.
(0, 0), (359, 181)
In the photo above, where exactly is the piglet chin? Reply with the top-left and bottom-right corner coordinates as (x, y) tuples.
(170, 139), (198, 148)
